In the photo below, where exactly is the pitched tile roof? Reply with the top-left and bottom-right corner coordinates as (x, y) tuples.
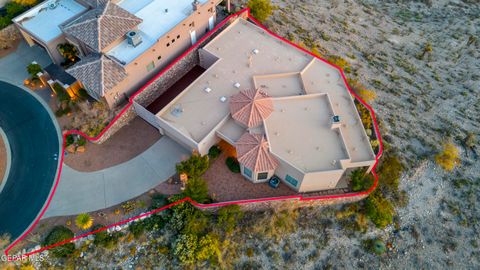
(63, 1), (142, 52)
(236, 132), (279, 172)
(66, 53), (127, 99)
(230, 89), (274, 128)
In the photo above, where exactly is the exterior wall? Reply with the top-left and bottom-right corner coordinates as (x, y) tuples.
(299, 170), (345, 192)
(240, 163), (274, 183)
(273, 157), (305, 191)
(198, 48), (219, 69)
(157, 119), (198, 152)
(133, 101), (162, 131)
(103, 0), (221, 108)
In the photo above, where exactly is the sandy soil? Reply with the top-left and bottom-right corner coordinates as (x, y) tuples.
(0, 134), (6, 184)
(64, 117), (161, 172)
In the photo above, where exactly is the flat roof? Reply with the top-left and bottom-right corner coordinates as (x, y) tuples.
(158, 19), (312, 142)
(157, 17), (375, 170)
(264, 95), (349, 172)
(14, 0), (87, 43)
(107, 0), (208, 64)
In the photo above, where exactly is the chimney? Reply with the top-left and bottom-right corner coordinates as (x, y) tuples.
(192, 0), (200, 11)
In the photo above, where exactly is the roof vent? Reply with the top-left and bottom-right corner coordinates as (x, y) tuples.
(234, 82), (240, 88)
(127, 30), (142, 47)
(48, 1), (58, 9)
(220, 96), (227, 103)
(204, 87), (212, 93)
(171, 105), (183, 117)
(165, 8), (168, 13)
(252, 49), (259, 54)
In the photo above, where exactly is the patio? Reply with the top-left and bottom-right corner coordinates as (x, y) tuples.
(203, 154), (297, 202)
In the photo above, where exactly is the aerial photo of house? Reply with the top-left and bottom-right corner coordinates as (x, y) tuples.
(2, 0), (474, 268)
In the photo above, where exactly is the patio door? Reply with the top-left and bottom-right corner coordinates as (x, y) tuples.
(190, 30), (197, 45)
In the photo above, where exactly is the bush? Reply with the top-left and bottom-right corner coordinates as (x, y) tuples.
(42, 226), (75, 257)
(176, 153), (209, 178)
(92, 225), (118, 249)
(128, 221), (145, 239)
(358, 89), (377, 103)
(356, 102), (373, 130)
(26, 63), (42, 79)
(435, 142), (460, 171)
(217, 205), (244, 234)
(377, 156), (403, 194)
(183, 177), (211, 204)
(196, 233), (221, 262)
(225, 157), (240, 173)
(350, 169), (374, 192)
(247, 0), (273, 23)
(173, 234), (199, 265)
(150, 193), (167, 210)
(6, 2), (25, 18)
(208, 145), (222, 159)
(365, 191), (394, 228)
(325, 55), (351, 73)
(53, 83), (71, 102)
(77, 136), (86, 146)
(65, 134), (75, 147)
(363, 238), (386, 255)
(75, 213), (93, 230)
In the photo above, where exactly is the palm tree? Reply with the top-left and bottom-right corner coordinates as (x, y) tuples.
(75, 213), (94, 230)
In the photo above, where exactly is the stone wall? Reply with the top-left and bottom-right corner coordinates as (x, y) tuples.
(93, 105), (137, 144)
(0, 24), (21, 50)
(198, 193), (368, 213)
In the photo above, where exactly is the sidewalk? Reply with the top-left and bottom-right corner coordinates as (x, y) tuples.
(43, 137), (190, 218)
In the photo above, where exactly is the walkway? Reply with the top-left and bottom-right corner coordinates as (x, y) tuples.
(0, 81), (61, 240)
(43, 137), (190, 218)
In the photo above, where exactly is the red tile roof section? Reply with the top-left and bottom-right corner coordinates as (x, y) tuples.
(236, 132), (279, 172)
(229, 89), (274, 128)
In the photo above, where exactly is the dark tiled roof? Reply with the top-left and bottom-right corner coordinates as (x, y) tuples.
(44, 64), (77, 85)
(63, 1), (142, 52)
(66, 53), (127, 99)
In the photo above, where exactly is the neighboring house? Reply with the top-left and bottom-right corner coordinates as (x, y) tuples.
(135, 18), (377, 193)
(14, 0), (222, 107)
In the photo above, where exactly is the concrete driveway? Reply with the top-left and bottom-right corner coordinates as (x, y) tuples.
(43, 137), (189, 218)
(0, 41), (51, 86)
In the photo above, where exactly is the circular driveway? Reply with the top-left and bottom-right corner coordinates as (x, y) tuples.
(0, 81), (61, 240)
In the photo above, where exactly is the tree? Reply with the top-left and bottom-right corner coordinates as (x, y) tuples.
(183, 177), (211, 204)
(75, 213), (94, 230)
(176, 153), (209, 179)
(435, 143), (460, 171)
(42, 226), (75, 257)
(26, 63), (42, 79)
(247, 0), (273, 23)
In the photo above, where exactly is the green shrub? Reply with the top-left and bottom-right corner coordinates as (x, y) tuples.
(26, 63), (42, 79)
(247, 0), (273, 23)
(65, 134), (75, 147)
(53, 83), (71, 102)
(6, 2), (25, 18)
(208, 145), (222, 159)
(363, 238), (386, 255)
(183, 177), (211, 204)
(150, 193), (167, 210)
(42, 226), (75, 257)
(92, 225), (118, 249)
(77, 136), (86, 146)
(128, 221), (145, 239)
(176, 153), (209, 178)
(77, 88), (89, 100)
(143, 214), (165, 231)
(225, 157), (240, 173)
(196, 233), (221, 262)
(173, 234), (199, 265)
(217, 205), (244, 234)
(365, 191), (394, 228)
(377, 156), (403, 193)
(325, 55), (351, 73)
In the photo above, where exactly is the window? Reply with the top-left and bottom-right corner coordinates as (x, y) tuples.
(172, 39), (175, 43)
(177, 35), (180, 39)
(157, 55), (162, 60)
(243, 167), (252, 178)
(166, 43), (170, 47)
(257, 172), (269, 180)
(146, 61), (155, 72)
(285, 175), (298, 187)
(205, 28), (208, 33)
(189, 21), (195, 27)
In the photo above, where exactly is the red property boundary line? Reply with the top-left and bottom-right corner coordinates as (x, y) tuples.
(5, 8), (383, 260)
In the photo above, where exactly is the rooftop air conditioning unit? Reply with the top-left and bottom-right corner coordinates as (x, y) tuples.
(127, 30), (142, 47)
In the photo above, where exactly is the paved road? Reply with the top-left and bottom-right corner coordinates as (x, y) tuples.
(44, 137), (189, 218)
(0, 81), (61, 239)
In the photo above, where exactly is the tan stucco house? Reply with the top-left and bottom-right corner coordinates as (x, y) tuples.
(14, 0), (222, 107)
(135, 18), (377, 193)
